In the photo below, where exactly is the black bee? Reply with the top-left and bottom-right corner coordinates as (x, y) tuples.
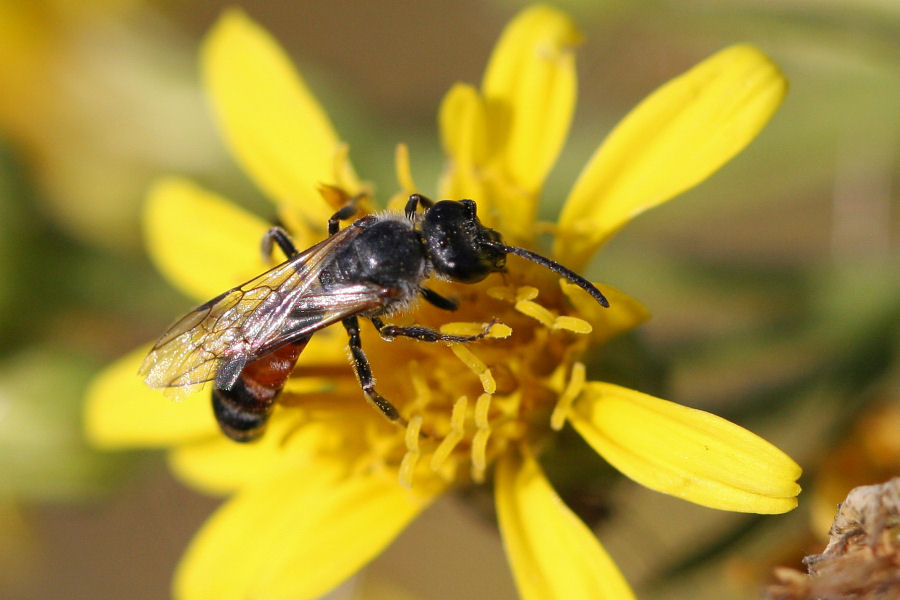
(139, 194), (608, 442)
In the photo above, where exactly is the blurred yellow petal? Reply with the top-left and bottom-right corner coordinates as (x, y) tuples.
(556, 45), (787, 267)
(482, 4), (580, 193)
(438, 83), (489, 206)
(202, 9), (359, 233)
(167, 418), (338, 495)
(495, 445), (636, 600)
(440, 83), (490, 170)
(560, 281), (650, 345)
(481, 4), (580, 233)
(144, 177), (273, 302)
(570, 383), (801, 513)
(174, 464), (440, 600)
(85, 346), (217, 448)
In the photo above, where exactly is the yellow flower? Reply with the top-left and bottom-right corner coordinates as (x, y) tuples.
(85, 6), (801, 599)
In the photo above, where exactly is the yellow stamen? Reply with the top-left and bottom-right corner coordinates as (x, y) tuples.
(430, 396), (468, 471)
(487, 286), (516, 302)
(550, 362), (586, 430)
(471, 393), (493, 482)
(440, 321), (485, 336)
(398, 415), (424, 488)
(474, 392), (492, 428)
(449, 345), (496, 394)
(440, 321), (512, 339)
(405, 414), (424, 450)
(515, 299), (556, 328)
(488, 323), (513, 338)
(406, 362), (431, 414)
(515, 286), (540, 301)
(394, 143), (417, 194)
(471, 429), (490, 483)
(553, 315), (593, 334)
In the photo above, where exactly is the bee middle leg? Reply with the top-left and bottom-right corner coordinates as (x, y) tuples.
(370, 316), (496, 343)
(342, 316), (407, 426)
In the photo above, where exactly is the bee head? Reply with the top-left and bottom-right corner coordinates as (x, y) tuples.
(421, 200), (506, 283)
(420, 198), (609, 307)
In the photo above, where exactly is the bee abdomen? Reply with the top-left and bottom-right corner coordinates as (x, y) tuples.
(212, 340), (308, 442)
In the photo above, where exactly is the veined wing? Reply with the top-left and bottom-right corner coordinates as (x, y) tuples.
(138, 226), (365, 398)
(212, 280), (397, 391)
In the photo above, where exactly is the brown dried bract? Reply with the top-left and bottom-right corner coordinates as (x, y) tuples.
(765, 477), (900, 600)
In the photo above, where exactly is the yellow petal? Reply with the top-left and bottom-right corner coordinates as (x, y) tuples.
(84, 346), (218, 449)
(495, 446), (636, 600)
(440, 83), (490, 171)
(167, 418), (339, 495)
(482, 4), (580, 194)
(438, 83), (490, 210)
(201, 9), (359, 233)
(570, 383), (801, 513)
(556, 45), (787, 267)
(144, 177), (276, 302)
(560, 280), (650, 345)
(174, 463), (440, 600)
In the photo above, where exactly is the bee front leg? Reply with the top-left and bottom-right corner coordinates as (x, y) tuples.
(370, 317), (496, 343)
(342, 316), (407, 427)
(404, 193), (434, 220)
(420, 286), (458, 311)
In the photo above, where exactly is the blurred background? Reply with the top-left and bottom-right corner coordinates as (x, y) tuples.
(0, 0), (898, 598)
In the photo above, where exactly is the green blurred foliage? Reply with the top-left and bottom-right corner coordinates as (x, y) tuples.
(0, 347), (132, 501)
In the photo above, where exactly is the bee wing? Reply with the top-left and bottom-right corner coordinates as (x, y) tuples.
(138, 227), (364, 397)
(207, 279), (395, 394)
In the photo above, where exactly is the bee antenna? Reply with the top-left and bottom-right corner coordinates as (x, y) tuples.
(484, 242), (609, 308)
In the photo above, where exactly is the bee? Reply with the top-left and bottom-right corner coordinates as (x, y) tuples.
(139, 194), (609, 442)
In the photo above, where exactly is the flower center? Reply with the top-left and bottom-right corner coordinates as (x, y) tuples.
(282, 259), (594, 489)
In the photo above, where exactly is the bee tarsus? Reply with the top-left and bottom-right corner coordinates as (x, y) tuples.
(342, 315), (406, 426)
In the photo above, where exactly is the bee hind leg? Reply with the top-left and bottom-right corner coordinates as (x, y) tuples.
(342, 316), (407, 427)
